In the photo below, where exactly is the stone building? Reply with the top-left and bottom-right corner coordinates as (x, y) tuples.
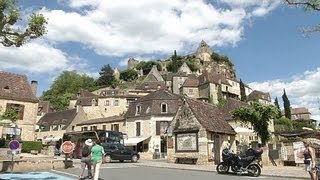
(36, 107), (87, 142)
(167, 98), (236, 165)
(195, 40), (213, 62)
(290, 107), (311, 120)
(37, 101), (53, 121)
(125, 90), (182, 159)
(247, 90), (272, 105)
(180, 75), (199, 98)
(113, 68), (120, 80)
(221, 98), (275, 146)
(0, 71), (38, 141)
(127, 58), (139, 69)
(75, 115), (125, 132)
(177, 62), (192, 75)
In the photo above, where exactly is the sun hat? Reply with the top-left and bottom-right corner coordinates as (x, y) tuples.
(85, 139), (93, 146)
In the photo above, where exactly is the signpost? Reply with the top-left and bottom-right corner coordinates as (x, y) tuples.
(8, 140), (20, 172)
(61, 141), (74, 169)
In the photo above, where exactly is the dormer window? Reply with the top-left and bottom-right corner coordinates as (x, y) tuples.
(161, 103), (168, 113)
(136, 105), (141, 115)
(92, 99), (96, 106)
(145, 83), (149, 89)
(157, 85), (161, 89)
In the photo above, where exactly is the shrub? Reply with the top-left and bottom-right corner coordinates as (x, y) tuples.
(21, 141), (42, 153)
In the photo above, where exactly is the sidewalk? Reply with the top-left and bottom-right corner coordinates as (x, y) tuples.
(136, 160), (309, 179)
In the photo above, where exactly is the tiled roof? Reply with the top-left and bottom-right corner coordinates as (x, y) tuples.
(218, 98), (250, 121)
(198, 71), (230, 86)
(291, 107), (311, 115)
(37, 109), (77, 130)
(77, 115), (125, 126)
(135, 81), (167, 91)
(183, 75), (199, 87)
(125, 90), (182, 118)
(37, 101), (53, 116)
(185, 98), (236, 135)
(247, 90), (271, 102)
(76, 97), (99, 106)
(71, 89), (98, 100)
(0, 71), (38, 102)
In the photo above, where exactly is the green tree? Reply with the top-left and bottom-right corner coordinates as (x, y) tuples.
(120, 69), (138, 82)
(285, 0), (320, 34)
(274, 97), (282, 118)
(0, 0), (48, 47)
(1, 108), (18, 122)
(166, 50), (183, 73)
(185, 58), (199, 72)
(135, 61), (161, 75)
(211, 52), (234, 67)
(239, 79), (246, 102)
(41, 71), (98, 111)
(97, 64), (117, 87)
(232, 101), (278, 145)
(292, 119), (315, 130)
(282, 89), (291, 119)
(217, 84), (226, 106)
(274, 117), (293, 132)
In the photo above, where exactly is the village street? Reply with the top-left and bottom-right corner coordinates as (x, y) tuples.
(52, 164), (293, 180)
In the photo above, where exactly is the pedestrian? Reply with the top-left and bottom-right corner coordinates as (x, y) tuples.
(91, 139), (105, 180)
(255, 144), (263, 167)
(79, 139), (93, 179)
(299, 140), (316, 180)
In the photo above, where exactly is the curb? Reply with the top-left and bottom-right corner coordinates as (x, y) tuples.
(135, 163), (309, 180)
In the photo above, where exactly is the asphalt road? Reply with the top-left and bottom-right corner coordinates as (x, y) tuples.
(51, 163), (293, 180)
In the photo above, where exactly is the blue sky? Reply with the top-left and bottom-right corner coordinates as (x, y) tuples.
(1, 0), (320, 119)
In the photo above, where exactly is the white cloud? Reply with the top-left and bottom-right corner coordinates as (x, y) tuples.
(249, 68), (320, 120)
(0, 40), (98, 77)
(39, 0), (279, 57)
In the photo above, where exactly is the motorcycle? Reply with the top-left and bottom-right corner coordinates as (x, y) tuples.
(216, 148), (262, 177)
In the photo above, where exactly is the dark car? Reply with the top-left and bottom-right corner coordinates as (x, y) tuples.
(103, 143), (140, 163)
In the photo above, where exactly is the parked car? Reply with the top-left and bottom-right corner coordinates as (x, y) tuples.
(103, 143), (139, 163)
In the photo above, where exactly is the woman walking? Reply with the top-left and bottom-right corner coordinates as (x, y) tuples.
(91, 140), (105, 180)
(301, 140), (316, 180)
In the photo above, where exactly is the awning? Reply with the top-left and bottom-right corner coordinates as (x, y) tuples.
(43, 136), (62, 142)
(124, 136), (150, 146)
(234, 127), (254, 133)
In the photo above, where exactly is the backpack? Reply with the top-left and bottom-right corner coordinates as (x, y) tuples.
(82, 145), (90, 157)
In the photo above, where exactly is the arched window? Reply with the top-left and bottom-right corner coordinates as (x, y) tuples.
(161, 103), (167, 113)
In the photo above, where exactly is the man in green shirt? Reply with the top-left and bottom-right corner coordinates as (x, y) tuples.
(91, 140), (105, 180)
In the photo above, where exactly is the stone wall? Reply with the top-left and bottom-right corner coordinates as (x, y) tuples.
(182, 87), (199, 99)
(0, 99), (38, 141)
(0, 159), (71, 172)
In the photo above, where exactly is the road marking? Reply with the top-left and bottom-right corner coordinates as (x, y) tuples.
(100, 165), (139, 169)
(51, 169), (78, 178)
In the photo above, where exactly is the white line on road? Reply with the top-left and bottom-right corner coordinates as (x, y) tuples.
(100, 165), (139, 169)
(51, 169), (78, 178)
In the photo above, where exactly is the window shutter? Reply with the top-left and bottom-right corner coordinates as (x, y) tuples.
(136, 122), (141, 136)
(156, 121), (160, 135)
(19, 105), (25, 120)
(6, 103), (11, 111)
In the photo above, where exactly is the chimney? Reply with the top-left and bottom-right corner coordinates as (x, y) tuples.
(31, 80), (38, 96)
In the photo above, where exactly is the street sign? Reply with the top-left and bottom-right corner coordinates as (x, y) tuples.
(61, 141), (74, 154)
(8, 140), (20, 150)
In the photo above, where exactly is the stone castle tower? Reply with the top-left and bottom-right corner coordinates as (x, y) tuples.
(196, 40), (213, 62)
(127, 58), (139, 69)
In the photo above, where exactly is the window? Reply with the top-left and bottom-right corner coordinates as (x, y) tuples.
(92, 99), (96, 106)
(102, 125), (106, 130)
(81, 127), (88, 131)
(136, 122), (141, 136)
(161, 103), (167, 113)
(188, 89), (193, 94)
(136, 105), (141, 115)
(105, 100), (110, 106)
(90, 126), (97, 130)
(5, 103), (24, 120)
(114, 99), (119, 106)
(111, 124), (119, 132)
(72, 126), (75, 131)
